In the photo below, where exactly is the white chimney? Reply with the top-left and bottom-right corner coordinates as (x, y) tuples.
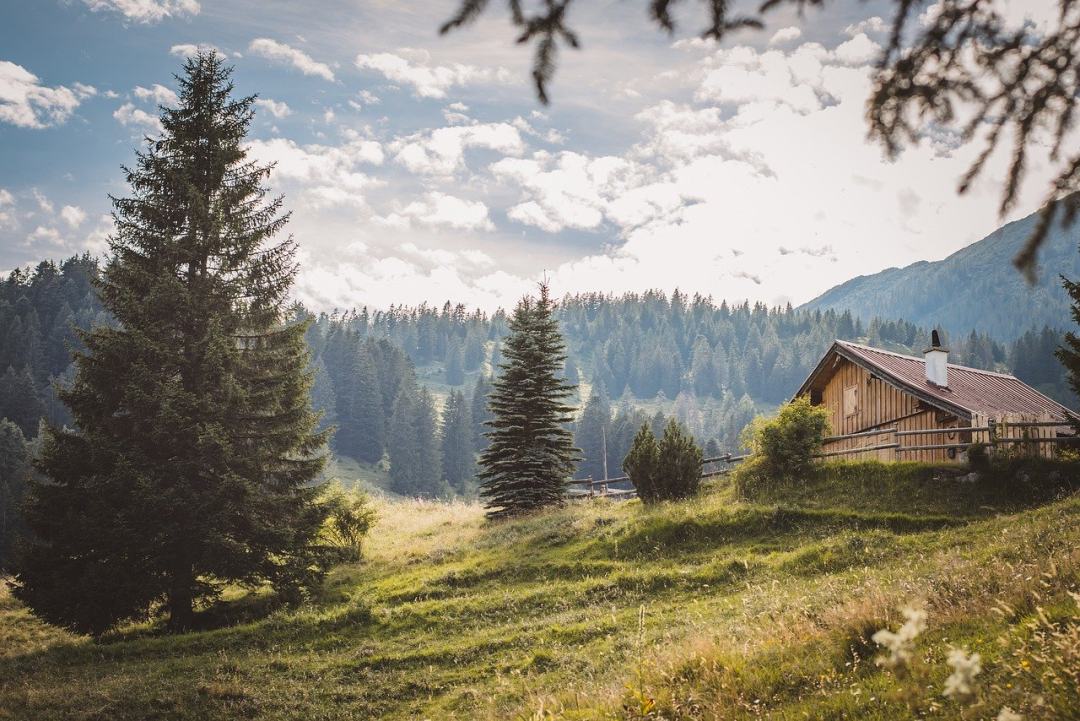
(924, 329), (948, 387)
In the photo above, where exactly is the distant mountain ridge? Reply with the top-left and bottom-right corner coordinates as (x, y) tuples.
(800, 206), (1080, 341)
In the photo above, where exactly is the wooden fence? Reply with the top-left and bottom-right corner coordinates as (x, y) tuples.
(814, 412), (1076, 461)
(568, 454), (749, 500)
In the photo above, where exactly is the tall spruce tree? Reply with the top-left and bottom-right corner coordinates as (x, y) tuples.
(469, 374), (492, 452)
(477, 283), (578, 518)
(574, 383), (611, 480)
(0, 418), (32, 571)
(441, 389), (475, 494)
(14, 53), (330, 634)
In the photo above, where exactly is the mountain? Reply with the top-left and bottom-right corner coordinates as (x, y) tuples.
(800, 205), (1080, 341)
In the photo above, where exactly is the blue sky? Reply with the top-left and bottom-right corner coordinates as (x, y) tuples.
(0, 0), (1063, 311)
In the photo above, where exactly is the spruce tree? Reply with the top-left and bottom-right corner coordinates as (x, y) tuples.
(477, 283), (578, 518)
(441, 389), (475, 494)
(14, 53), (330, 634)
(574, 384), (610, 480)
(0, 418), (32, 571)
(469, 375), (492, 452)
(0, 366), (45, 438)
(445, 338), (465, 386)
(1057, 272), (1080, 423)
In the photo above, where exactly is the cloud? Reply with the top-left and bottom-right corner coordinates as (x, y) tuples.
(246, 136), (384, 208)
(60, 205), (86, 228)
(80, 0), (200, 23)
(354, 50), (510, 98)
(844, 16), (888, 37)
(113, 102), (162, 133)
(392, 122), (524, 175)
(169, 42), (221, 58)
(831, 33), (882, 66)
(379, 192), (495, 232)
(254, 97), (291, 118)
(134, 83), (178, 106)
(0, 61), (83, 128)
(769, 27), (802, 45)
(249, 39), (334, 81)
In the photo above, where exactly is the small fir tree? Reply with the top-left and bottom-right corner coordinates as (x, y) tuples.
(0, 418), (32, 570)
(445, 338), (465, 386)
(441, 389), (475, 494)
(469, 375), (493, 452)
(477, 283), (578, 518)
(14, 53), (330, 634)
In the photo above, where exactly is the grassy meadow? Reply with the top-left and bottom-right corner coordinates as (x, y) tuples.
(2, 462), (1078, 720)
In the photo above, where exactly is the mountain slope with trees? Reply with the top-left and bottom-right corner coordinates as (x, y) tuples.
(801, 207), (1080, 341)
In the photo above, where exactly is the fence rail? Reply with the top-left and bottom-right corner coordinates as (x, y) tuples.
(815, 413), (1076, 460)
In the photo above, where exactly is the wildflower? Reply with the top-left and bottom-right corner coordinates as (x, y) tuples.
(872, 607), (927, 669)
(943, 647), (981, 699)
(996, 707), (1022, 721)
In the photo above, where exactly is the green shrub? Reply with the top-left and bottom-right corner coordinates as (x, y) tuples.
(624, 419), (703, 504)
(741, 396), (830, 479)
(321, 483), (377, 562)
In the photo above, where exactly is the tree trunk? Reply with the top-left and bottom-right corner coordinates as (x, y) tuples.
(167, 562), (194, 632)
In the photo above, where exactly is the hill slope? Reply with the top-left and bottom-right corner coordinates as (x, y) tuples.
(2, 463), (1078, 720)
(801, 207), (1080, 340)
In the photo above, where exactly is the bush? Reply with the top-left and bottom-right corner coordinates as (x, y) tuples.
(624, 419), (703, 504)
(740, 396), (830, 480)
(321, 483), (377, 562)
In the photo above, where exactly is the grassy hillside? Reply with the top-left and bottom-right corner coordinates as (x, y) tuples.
(800, 205), (1080, 341)
(2, 464), (1078, 720)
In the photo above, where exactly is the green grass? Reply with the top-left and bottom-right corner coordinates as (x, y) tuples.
(2, 464), (1078, 720)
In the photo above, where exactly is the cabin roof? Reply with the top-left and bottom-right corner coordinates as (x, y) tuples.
(797, 339), (1075, 422)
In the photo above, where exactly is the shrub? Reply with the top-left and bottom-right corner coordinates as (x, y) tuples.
(967, 441), (990, 471)
(321, 483), (377, 562)
(624, 419), (703, 504)
(741, 396), (830, 480)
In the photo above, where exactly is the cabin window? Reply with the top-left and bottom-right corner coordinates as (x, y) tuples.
(843, 384), (859, 418)
(810, 388), (822, 405)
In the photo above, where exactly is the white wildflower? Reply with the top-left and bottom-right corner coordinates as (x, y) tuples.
(872, 607), (927, 669)
(996, 707), (1022, 721)
(943, 647), (982, 699)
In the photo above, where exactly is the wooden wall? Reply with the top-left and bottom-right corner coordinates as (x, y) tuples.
(815, 357), (967, 464)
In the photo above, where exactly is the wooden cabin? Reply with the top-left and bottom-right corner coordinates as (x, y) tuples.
(796, 334), (1075, 463)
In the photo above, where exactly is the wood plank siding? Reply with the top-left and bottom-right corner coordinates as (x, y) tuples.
(817, 356), (967, 463)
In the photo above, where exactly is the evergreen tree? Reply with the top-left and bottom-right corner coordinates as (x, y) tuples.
(388, 386), (445, 497)
(350, 343), (385, 463)
(0, 418), (32, 570)
(1058, 273), (1080, 422)
(0, 366), (45, 438)
(14, 53), (330, 634)
(441, 389), (475, 494)
(445, 337), (465, 386)
(469, 375), (492, 452)
(478, 283), (578, 518)
(574, 385), (611, 480)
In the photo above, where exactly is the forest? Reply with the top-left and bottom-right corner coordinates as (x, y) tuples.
(0, 253), (1072, 512)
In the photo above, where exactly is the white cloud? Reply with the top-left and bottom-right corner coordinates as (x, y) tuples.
(392, 122), (524, 175)
(81, 0), (200, 23)
(246, 136), (384, 208)
(385, 192), (495, 231)
(169, 42), (221, 58)
(0, 61), (83, 128)
(254, 97), (291, 118)
(32, 189), (53, 214)
(113, 102), (162, 133)
(249, 38), (335, 81)
(844, 16), (888, 37)
(355, 50), (510, 98)
(769, 27), (802, 45)
(60, 205), (86, 228)
(831, 33), (882, 66)
(134, 83), (178, 106)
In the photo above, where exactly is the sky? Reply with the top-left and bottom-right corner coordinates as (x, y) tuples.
(0, 0), (1066, 312)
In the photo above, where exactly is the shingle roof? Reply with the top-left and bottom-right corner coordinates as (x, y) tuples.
(799, 340), (1075, 421)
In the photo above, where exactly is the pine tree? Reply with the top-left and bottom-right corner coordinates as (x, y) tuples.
(388, 386), (445, 497)
(574, 384), (611, 480)
(14, 53), (330, 634)
(351, 343), (385, 463)
(469, 375), (492, 452)
(1057, 273), (1080, 423)
(0, 366), (45, 438)
(0, 418), (32, 571)
(477, 283), (578, 518)
(445, 338), (465, 386)
(441, 389), (475, 494)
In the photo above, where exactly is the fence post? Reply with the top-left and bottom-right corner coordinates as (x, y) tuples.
(988, 418), (997, 457)
(586, 475), (594, 498)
